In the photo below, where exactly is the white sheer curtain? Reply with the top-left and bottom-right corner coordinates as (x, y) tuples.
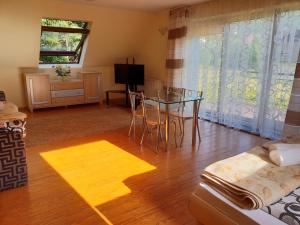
(182, 1), (300, 139)
(260, 10), (300, 138)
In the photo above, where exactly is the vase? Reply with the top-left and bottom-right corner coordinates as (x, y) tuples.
(60, 76), (67, 82)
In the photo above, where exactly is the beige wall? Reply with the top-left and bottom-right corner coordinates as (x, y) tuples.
(137, 10), (169, 81)
(0, 0), (168, 107)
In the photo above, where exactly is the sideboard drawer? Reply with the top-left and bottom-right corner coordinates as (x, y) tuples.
(51, 81), (84, 91)
(51, 89), (84, 98)
(52, 96), (85, 105)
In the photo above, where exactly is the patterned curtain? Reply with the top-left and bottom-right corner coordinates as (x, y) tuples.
(284, 51), (300, 136)
(166, 7), (189, 88)
(180, 0), (300, 139)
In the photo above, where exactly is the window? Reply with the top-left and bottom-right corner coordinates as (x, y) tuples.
(39, 18), (90, 64)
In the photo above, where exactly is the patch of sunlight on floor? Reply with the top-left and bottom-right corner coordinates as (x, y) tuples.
(40, 140), (156, 224)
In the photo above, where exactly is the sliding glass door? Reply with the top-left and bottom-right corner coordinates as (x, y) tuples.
(185, 10), (300, 138)
(260, 10), (300, 138)
(185, 34), (223, 122)
(220, 17), (273, 133)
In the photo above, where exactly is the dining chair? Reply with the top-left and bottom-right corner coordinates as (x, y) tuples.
(128, 90), (145, 137)
(161, 86), (185, 111)
(164, 86), (185, 95)
(140, 91), (178, 152)
(170, 90), (203, 146)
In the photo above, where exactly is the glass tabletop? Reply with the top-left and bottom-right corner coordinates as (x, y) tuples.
(143, 89), (204, 104)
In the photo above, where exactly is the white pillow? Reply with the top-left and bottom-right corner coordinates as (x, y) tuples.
(269, 144), (300, 167)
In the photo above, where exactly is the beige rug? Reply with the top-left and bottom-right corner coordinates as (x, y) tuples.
(25, 107), (131, 147)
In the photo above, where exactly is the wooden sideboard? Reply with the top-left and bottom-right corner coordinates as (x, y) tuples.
(24, 72), (102, 112)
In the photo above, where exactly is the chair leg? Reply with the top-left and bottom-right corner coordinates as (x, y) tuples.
(133, 118), (136, 137)
(128, 117), (134, 136)
(172, 121), (178, 148)
(140, 123), (147, 145)
(156, 125), (160, 153)
(159, 127), (163, 141)
(182, 118), (185, 136)
(141, 119), (146, 135)
(197, 120), (201, 142)
(178, 118), (183, 134)
(150, 127), (154, 141)
(146, 123), (151, 134)
(180, 118), (185, 147)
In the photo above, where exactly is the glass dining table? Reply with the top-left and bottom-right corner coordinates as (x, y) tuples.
(143, 89), (204, 150)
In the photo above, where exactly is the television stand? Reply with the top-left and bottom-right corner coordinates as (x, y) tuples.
(105, 90), (128, 106)
(106, 84), (139, 107)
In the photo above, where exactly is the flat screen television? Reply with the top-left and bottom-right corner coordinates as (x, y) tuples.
(114, 64), (144, 85)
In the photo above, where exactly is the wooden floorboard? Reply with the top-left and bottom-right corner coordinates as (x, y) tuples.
(0, 105), (266, 225)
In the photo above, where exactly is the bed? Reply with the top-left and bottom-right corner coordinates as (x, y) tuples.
(188, 182), (292, 225)
(189, 138), (300, 225)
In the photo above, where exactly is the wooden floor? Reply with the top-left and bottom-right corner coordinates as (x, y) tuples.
(0, 105), (266, 225)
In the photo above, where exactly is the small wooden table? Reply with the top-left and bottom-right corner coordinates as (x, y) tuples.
(106, 90), (128, 106)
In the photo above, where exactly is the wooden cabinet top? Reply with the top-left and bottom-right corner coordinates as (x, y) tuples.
(50, 78), (82, 83)
(24, 73), (49, 77)
(79, 71), (101, 75)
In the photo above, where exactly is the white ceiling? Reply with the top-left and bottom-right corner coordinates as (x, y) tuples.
(61, 0), (210, 11)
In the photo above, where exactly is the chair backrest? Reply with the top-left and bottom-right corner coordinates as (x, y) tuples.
(128, 89), (143, 116)
(163, 86), (184, 97)
(140, 91), (162, 125)
(177, 88), (194, 112)
(183, 89), (194, 98)
(177, 89), (203, 115)
(139, 92), (146, 119)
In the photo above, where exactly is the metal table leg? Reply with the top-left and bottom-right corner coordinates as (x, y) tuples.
(165, 104), (170, 151)
(192, 100), (198, 146)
